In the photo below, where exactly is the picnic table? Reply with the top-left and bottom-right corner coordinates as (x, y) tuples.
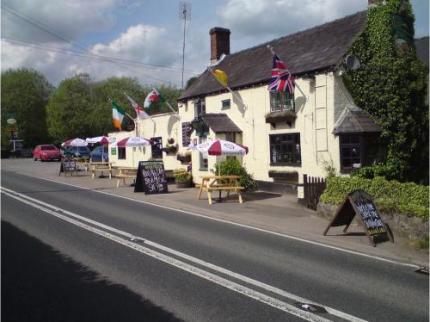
(198, 175), (244, 205)
(89, 161), (113, 179)
(113, 166), (137, 187)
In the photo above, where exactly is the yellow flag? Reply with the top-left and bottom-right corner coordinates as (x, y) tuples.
(213, 69), (228, 87)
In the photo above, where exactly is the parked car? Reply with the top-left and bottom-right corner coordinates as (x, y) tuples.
(90, 146), (108, 162)
(33, 144), (61, 161)
(64, 146), (91, 159)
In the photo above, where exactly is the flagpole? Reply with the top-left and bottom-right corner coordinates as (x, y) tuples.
(165, 101), (177, 114)
(266, 45), (306, 99)
(207, 67), (244, 107)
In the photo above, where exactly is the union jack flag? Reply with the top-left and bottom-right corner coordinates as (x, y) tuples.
(268, 54), (295, 94)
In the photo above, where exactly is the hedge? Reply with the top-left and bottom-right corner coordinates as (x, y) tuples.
(320, 176), (429, 219)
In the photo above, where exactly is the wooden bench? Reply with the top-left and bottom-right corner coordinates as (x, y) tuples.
(198, 175), (244, 205)
(114, 167), (137, 187)
(89, 162), (112, 179)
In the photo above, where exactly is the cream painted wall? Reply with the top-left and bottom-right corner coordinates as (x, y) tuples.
(181, 72), (345, 184)
(108, 112), (184, 171)
(108, 72), (348, 182)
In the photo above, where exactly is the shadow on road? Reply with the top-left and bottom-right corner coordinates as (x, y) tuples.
(1, 221), (183, 322)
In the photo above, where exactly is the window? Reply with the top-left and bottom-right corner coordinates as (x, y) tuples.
(199, 136), (208, 171)
(182, 122), (192, 147)
(118, 147), (126, 159)
(340, 134), (361, 172)
(221, 99), (231, 110)
(270, 133), (301, 166)
(194, 99), (206, 117)
(151, 137), (163, 159)
(270, 91), (294, 112)
(225, 132), (236, 143)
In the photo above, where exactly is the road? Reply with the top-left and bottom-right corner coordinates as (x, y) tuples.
(2, 170), (428, 322)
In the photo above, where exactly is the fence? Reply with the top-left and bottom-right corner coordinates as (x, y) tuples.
(303, 174), (326, 210)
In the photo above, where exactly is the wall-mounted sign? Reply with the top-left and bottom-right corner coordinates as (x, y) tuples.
(111, 147), (117, 155)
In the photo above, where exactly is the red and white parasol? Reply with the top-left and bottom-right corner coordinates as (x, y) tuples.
(62, 138), (88, 147)
(197, 139), (248, 156)
(115, 136), (151, 147)
(85, 136), (111, 145)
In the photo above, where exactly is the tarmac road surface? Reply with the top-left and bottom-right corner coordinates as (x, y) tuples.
(2, 170), (429, 322)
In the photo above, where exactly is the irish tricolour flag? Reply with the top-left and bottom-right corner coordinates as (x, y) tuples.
(112, 100), (125, 130)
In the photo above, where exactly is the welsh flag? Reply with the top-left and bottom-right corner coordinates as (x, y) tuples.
(144, 88), (161, 108)
(111, 100), (125, 130)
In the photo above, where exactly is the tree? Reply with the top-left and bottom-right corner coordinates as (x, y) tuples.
(343, 0), (428, 183)
(46, 74), (93, 143)
(1, 68), (53, 148)
(92, 77), (146, 133)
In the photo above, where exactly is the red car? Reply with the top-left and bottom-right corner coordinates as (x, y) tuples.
(33, 144), (61, 161)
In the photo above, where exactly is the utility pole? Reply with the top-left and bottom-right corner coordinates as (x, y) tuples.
(179, 2), (191, 89)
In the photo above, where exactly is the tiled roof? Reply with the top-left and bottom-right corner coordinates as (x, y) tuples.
(201, 113), (242, 133)
(179, 11), (367, 101)
(332, 107), (381, 135)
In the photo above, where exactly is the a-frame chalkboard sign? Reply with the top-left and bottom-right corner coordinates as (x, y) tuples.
(323, 190), (393, 246)
(58, 158), (76, 176)
(134, 161), (168, 194)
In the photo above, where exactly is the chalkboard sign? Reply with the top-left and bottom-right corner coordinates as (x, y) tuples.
(323, 190), (393, 246)
(59, 159), (76, 175)
(134, 161), (168, 194)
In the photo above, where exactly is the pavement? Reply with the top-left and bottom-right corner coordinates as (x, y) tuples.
(2, 158), (429, 267)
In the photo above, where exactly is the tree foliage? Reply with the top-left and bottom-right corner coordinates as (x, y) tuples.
(1, 68), (53, 148)
(344, 0), (428, 183)
(45, 75), (182, 143)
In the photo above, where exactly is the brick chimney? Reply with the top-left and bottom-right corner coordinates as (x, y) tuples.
(210, 27), (230, 63)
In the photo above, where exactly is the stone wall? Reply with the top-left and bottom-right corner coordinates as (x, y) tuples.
(317, 202), (429, 241)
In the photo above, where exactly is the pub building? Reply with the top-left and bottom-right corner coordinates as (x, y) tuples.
(108, 8), (385, 197)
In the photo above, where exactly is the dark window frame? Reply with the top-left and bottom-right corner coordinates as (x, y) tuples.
(221, 99), (231, 110)
(195, 99), (206, 117)
(269, 133), (301, 166)
(270, 91), (295, 113)
(118, 147), (126, 160)
(151, 137), (163, 159)
(339, 134), (362, 173)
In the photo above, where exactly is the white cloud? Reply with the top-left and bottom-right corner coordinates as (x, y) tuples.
(218, 0), (367, 50)
(90, 24), (178, 67)
(1, 0), (117, 43)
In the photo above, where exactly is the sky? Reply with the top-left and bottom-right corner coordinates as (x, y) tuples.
(1, 0), (428, 88)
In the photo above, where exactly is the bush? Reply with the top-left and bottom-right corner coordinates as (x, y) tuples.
(173, 169), (192, 183)
(320, 176), (429, 219)
(351, 162), (401, 181)
(214, 158), (257, 191)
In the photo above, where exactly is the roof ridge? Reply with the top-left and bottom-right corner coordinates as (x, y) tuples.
(226, 10), (367, 59)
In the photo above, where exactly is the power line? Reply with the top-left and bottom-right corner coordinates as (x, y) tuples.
(1, 38), (181, 84)
(2, 4), (201, 84)
(1, 5), (200, 74)
(2, 37), (200, 76)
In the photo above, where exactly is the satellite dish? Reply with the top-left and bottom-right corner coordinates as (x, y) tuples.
(345, 55), (361, 71)
(7, 118), (16, 125)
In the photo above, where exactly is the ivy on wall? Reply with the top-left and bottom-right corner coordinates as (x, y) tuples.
(343, 0), (428, 183)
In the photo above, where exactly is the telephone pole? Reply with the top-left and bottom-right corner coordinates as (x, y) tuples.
(179, 2), (191, 89)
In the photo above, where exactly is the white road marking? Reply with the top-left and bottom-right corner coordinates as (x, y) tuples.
(17, 173), (420, 269)
(2, 188), (332, 322)
(2, 187), (368, 322)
